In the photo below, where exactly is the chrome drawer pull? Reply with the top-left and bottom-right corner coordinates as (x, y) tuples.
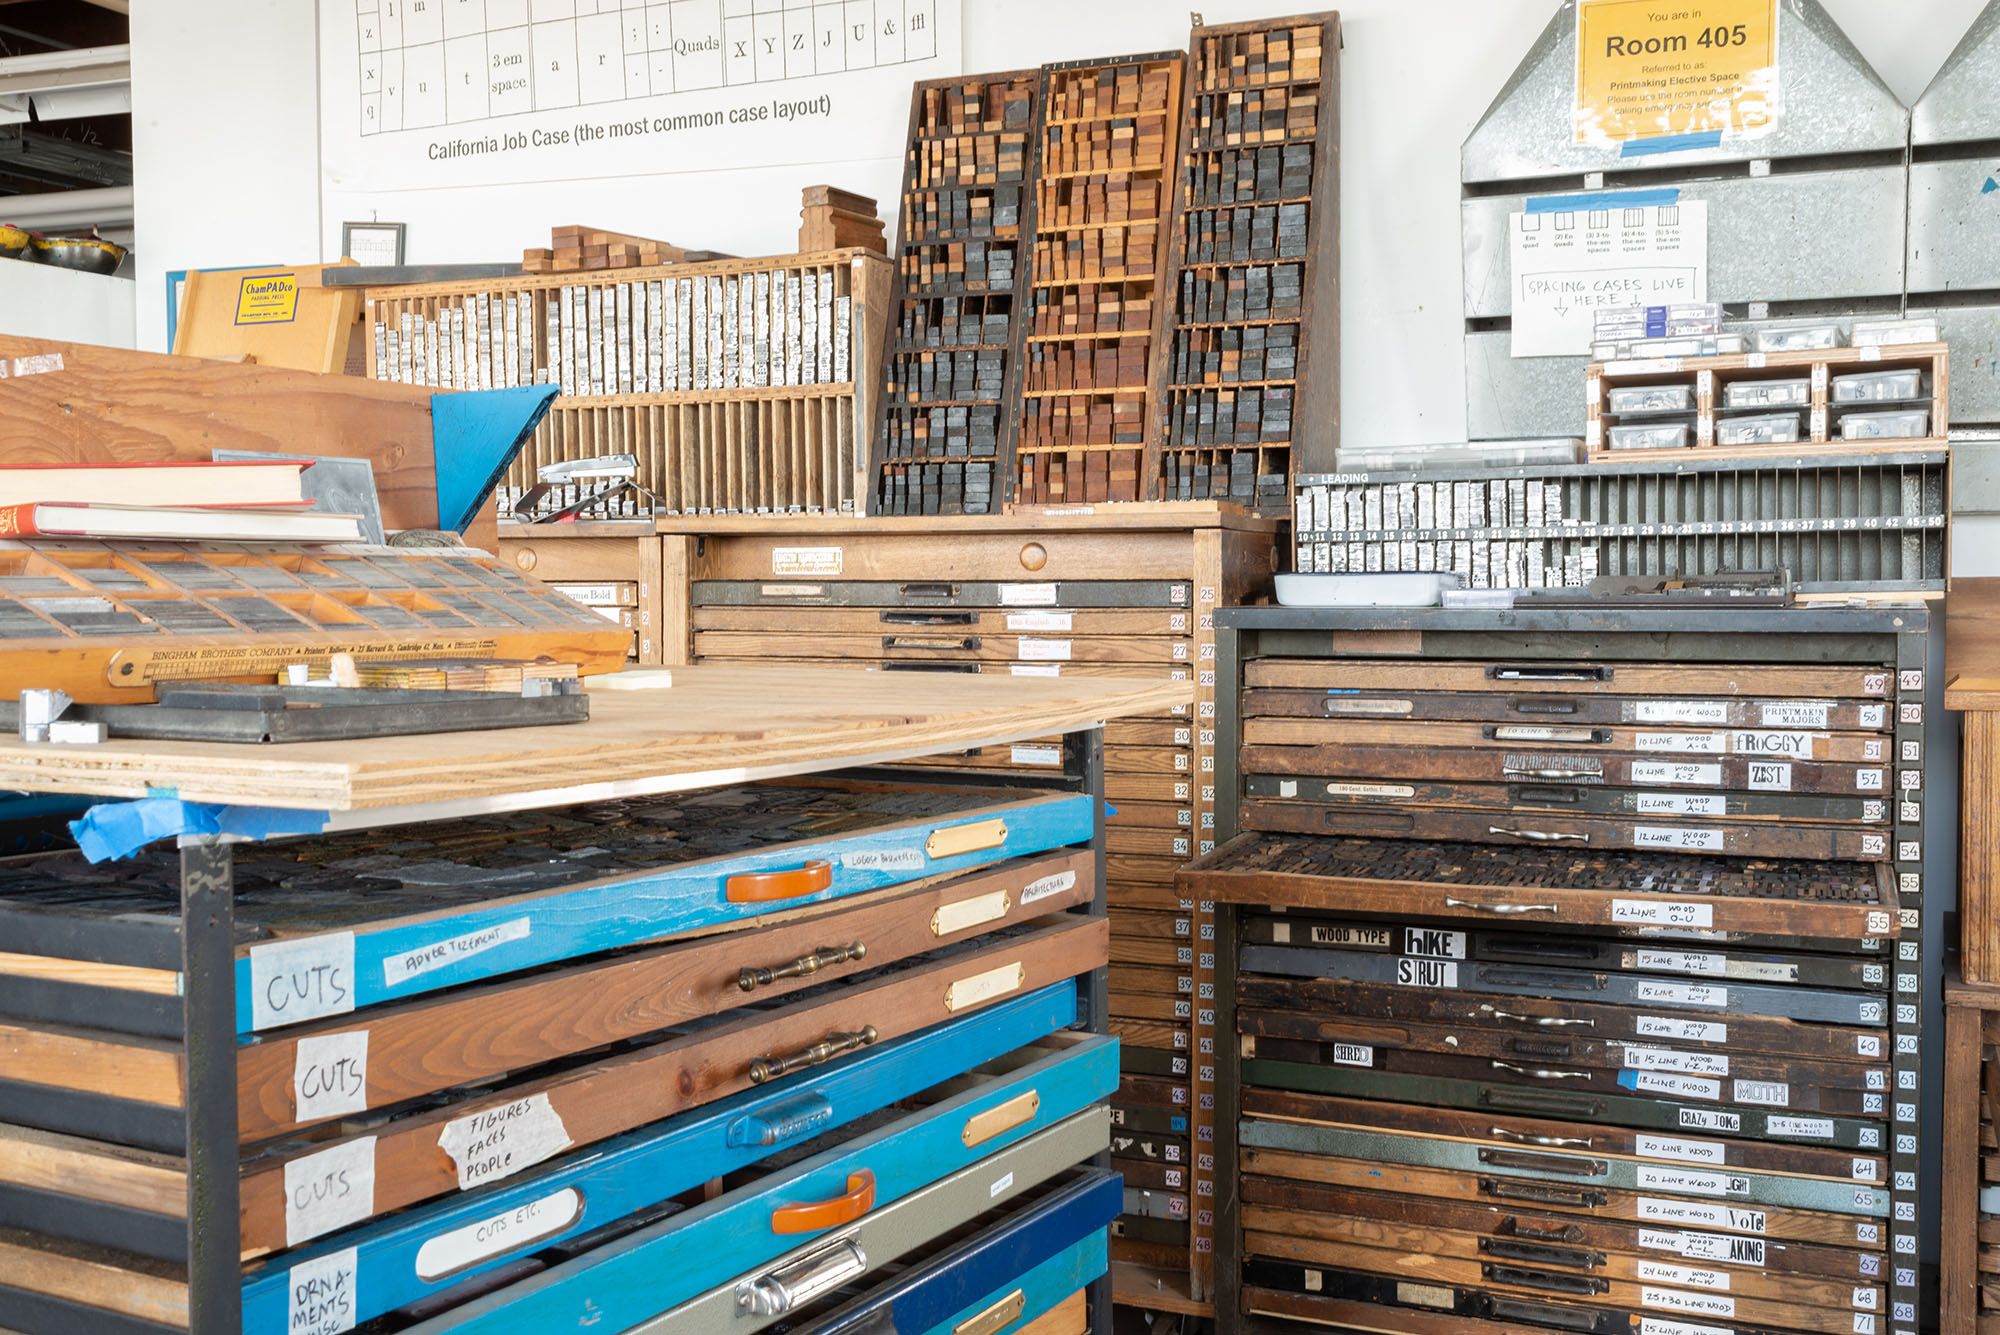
(1490, 1127), (1593, 1149)
(750, 1026), (879, 1084)
(1479, 1006), (1594, 1029)
(1490, 1059), (1591, 1081)
(740, 942), (867, 992)
(1487, 827), (1588, 844)
(1444, 898), (1559, 915)
(735, 1233), (867, 1316)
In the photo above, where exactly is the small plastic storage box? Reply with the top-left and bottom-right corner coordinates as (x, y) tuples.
(1716, 413), (1802, 446)
(1607, 422), (1690, 451)
(1723, 378), (1810, 410)
(1607, 384), (1694, 415)
(1831, 369), (1922, 404)
(1839, 409), (1930, 441)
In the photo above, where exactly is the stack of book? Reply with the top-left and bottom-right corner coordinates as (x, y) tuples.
(0, 460), (365, 542)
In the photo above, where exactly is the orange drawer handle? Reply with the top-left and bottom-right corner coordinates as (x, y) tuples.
(727, 859), (834, 903)
(771, 1169), (876, 1234)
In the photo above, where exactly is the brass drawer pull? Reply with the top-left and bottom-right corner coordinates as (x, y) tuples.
(954, 1289), (1026, 1335)
(926, 818), (1009, 860)
(740, 942), (867, 992)
(750, 1025), (878, 1084)
(1444, 898), (1559, 915)
(962, 1090), (1040, 1148)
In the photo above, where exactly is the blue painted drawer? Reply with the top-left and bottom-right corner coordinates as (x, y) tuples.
(382, 1033), (1119, 1332)
(231, 782), (1094, 1032)
(242, 984), (1086, 1332)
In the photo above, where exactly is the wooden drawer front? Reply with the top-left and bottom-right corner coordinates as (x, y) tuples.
(694, 605), (1192, 636)
(233, 986), (1086, 1333)
(1244, 773), (1891, 825)
(1244, 717), (1894, 766)
(229, 785), (1091, 1032)
(679, 1169), (1116, 1335)
(386, 1061), (1114, 1332)
(694, 531), (1195, 582)
(1242, 800), (1886, 861)
(694, 579), (1191, 611)
(1110, 1016), (1190, 1058)
(1121, 1042), (1190, 1082)
(1245, 688), (1895, 733)
(1245, 659), (1894, 700)
(235, 849), (1096, 1140)
(695, 631), (1192, 666)
(238, 917), (1108, 1256)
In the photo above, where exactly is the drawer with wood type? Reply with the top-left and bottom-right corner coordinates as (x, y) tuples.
(693, 605), (1193, 636)
(692, 580), (1192, 612)
(225, 918), (1110, 1259)
(1185, 833), (1897, 942)
(1106, 829), (1194, 860)
(1110, 963), (1191, 999)
(1244, 774), (1892, 826)
(692, 631), (1193, 665)
(1244, 687), (1894, 732)
(1110, 1102), (1189, 1139)
(1109, 1016), (1190, 1058)
(1243, 717), (1895, 766)
(1243, 1086), (1883, 1185)
(370, 1046), (1116, 1333)
(1244, 659), (1895, 701)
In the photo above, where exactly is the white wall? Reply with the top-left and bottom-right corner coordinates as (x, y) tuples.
(130, 0), (1992, 445)
(0, 263), (136, 347)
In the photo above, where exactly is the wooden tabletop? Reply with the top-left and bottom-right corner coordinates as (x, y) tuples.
(0, 665), (1188, 812)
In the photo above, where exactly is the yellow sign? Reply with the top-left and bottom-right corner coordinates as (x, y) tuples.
(234, 273), (300, 325)
(1575, 0), (1779, 146)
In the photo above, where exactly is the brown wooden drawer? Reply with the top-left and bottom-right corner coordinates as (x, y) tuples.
(1244, 687), (1895, 732)
(692, 606), (1193, 636)
(1244, 717), (1893, 766)
(694, 529), (1199, 583)
(694, 631), (1193, 665)
(1245, 659), (1894, 700)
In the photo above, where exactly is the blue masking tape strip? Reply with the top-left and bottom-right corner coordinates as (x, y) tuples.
(70, 799), (327, 861)
(1621, 130), (1723, 156)
(1525, 187), (1682, 214)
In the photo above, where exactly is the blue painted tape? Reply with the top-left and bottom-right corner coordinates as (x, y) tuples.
(1621, 130), (1724, 157)
(70, 798), (328, 861)
(1525, 187), (1682, 214)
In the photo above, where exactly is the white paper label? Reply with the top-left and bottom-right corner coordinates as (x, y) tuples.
(1637, 1198), (1766, 1234)
(1637, 731), (1725, 754)
(1624, 1047), (1729, 1077)
(1857, 767), (1885, 790)
(1637, 950), (1725, 977)
(383, 917), (531, 988)
(989, 1171), (1015, 1198)
(1021, 871), (1077, 905)
(1636, 1164), (1746, 1197)
(1730, 730), (1815, 759)
(1678, 1108), (1741, 1133)
(1010, 744), (1063, 767)
(843, 848), (926, 872)
(1631, 1071), (1722, 1100)
(1747, 761), (1793, 791)
(1633, 826), (1725, 853)
(1324, 781), (1417, 798)
(1006, 611), (1072, 632)
(1636, 793), (1726, 816)
(1395, 958), (1458, 989)
(1010, 663), (1061, 678)
(1614, 900), (1715, 928)
(439, 1094), (574, 1190)
(1633, 762), (1722, 786)
(1640, 1318), (1735, 1335)
(772, 546), (842, 576)
(1760, 702), (1830, 728)
(1402, 927), (1467, 959)
(1016, 637), (1073, 662)
(1642, 1288), (1734, 1317)
(999, 583), (1058, 606)
(1637, 980), (1728, 1008)
(285, 1137), (377, 1246)
(1767, 1115), (1835, 1140)
(415, 1187), (583, 1282)
(1636, 701), (1730, 724)
(1732, 1079), (1789, 1107)
(1638, 1015), (1727, 1043)
(1331, 1043), (1374, 1067)
(1636, 1134), (1727, 1165)
(287, 1246), (360, 1335)
(252, 933), (357, 1031)
(293, 1030), (370, 1122)
(1639, 1261), (1731, 1291)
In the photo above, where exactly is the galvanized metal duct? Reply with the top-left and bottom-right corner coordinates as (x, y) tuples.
(1461, 1), (1909, 440)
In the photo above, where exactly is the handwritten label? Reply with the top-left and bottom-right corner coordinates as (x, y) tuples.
(772, 546), (842, 576)
(1747, 761), (1793, 791)
(1629, 1070), (1722, 1101)
(293, 1030), (370, 1122)
(1010, 744), (1063, 767)
(1633, 762), (1722, 786)
(1732, 1078), (1789, 1107)
(842, 848), (926, 872)
(6, 352), (64, 377)
(1006, 611), (1072, 632)
(1639, 1260), (1731, 1291)
(1623, 1046), (1729, 1076)
(439, 1094), (574, 1190)
(1636, 793), (1727, 816)
(1638, 1015), (1727, 1044)
(1635, 700), (1730, 724)
(285, 1137), (376, 1246)
(1641, 1317), (1738, 1335)
(1636, 1164), (1747, 1198)
(1637, 731), (1725, 754)
(1614, 900), (1715, 928)
(1633, 826), (1724, 853)
(1767, 1115), (1834, 1140)
(252, 933), (357, 1031)
(999, 583), (1058, 606)
(1637, 980), (1728, 1008)
(415, 1187), (583, 1282)
(383, 917), (530, 988)
(1638, 1197), (1766, 1234)
(1636, 1134), (1726, 1165)
(1636, 949), (1724, 976)
(1761, 702), (1830, 728)
(1642, 1288), (1734, 1318)
(1016, 638), (1073, 662)
(1009, 664), (1061, 678)
(1021, 870), (1078, 905)
(287, 1246), (359, 1335)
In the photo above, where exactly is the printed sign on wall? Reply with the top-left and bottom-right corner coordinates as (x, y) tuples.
(1509, 196), (1708, 357)
(1574, 0), (1779, 148)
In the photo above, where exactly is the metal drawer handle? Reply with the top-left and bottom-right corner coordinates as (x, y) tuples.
(1509, 698), (1579, 716)
(1490, 1127), (1592, 1149)
(1479, 1237), (1605, 1269)
(1487, 827), (1588, 844)
(883, 635), (980, 651)
(926, 818), (1009, 860)
(1488, 726), (1608, 744)
(1503, 1038), (1574, 1059)
(740, 942), (867, 992)
(1514, 785), (1583, 804)
(1482, 1263), (1608, 1296)
(881, 610), (976, 626)
(726, 859), (834, 904)
(1444, 898), (1559, 915)
(1487, 666), (1612, 682)
(1485, 967), (1606, 992)
(1477, 1177), (1608, 1209)
(1501, 767), (1594, 780)
(770, 1169), (877, 1235)
(1479, 1146), (1608, 1177)
(1490, 1060), (1592, 1082)
(955, 1289), (1027, 1335)
(736, 1233), (867, 1315)
(1478, 1086), (1604, 1118)
(1503, 1219), (1584, 1243)
(898, 583), (960, 599)
(750, 1026), (879, 1084)
(1479, 1006), (1594, 1029)
(1486, 1297), (1601, 1331)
